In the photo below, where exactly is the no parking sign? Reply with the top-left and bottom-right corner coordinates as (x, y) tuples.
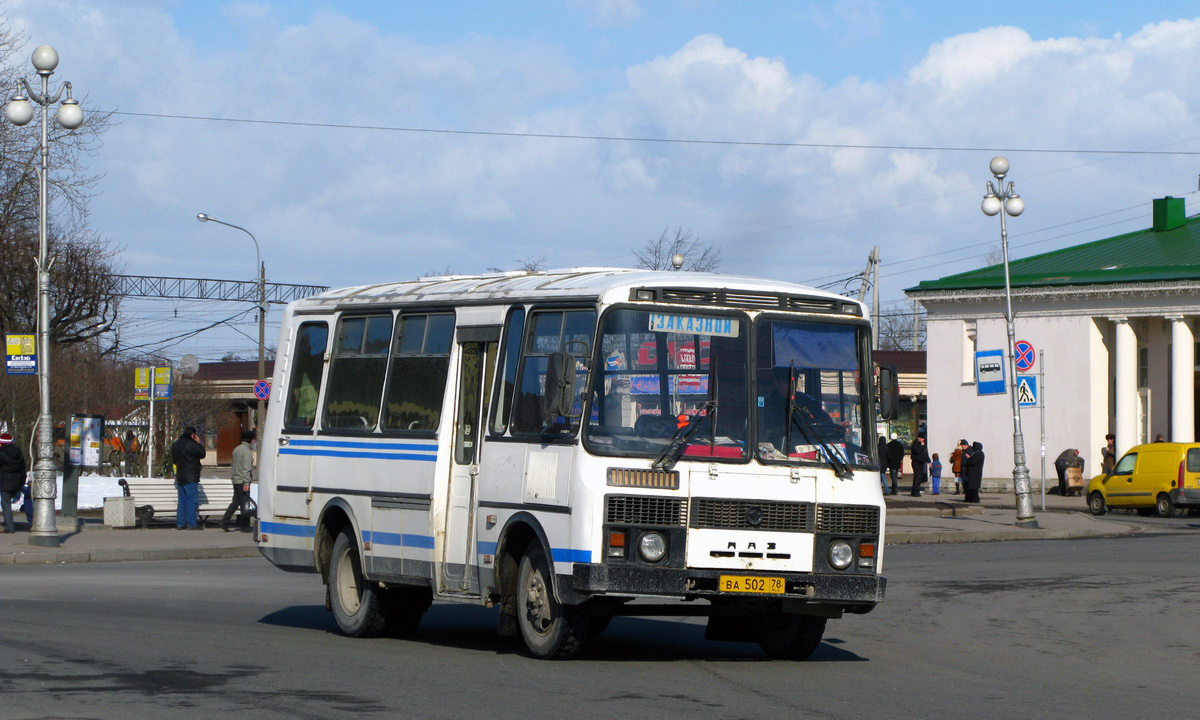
(1014, 340), (1036, 372)
(254, 380), (271, 400)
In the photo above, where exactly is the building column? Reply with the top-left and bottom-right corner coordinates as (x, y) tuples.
(1169, 316), (1195, 442)
(1114, 318), (1138, 456)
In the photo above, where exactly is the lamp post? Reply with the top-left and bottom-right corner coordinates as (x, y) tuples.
(196, 213), (266, 430)
(981, 156), (1038, 529)
(5, 46), (85, 547)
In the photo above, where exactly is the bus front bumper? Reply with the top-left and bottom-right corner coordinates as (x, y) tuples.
(570, 563), (886, 607)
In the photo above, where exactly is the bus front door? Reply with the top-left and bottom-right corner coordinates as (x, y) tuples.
(439, 337), (497, 596)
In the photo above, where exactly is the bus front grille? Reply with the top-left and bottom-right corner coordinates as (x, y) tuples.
(816, 504), (880, 535)
(605, 495), (688, 526)
(689, 498), (813, 532)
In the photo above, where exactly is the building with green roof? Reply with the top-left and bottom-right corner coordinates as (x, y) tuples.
(906, 197), (1197, 498)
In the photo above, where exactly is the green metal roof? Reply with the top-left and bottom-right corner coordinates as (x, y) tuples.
(910, 204), (1200, 292)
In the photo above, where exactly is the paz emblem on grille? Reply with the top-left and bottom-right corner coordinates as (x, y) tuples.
(745, 506), (763, 527)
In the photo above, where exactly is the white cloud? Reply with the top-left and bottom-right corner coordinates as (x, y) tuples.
(3, 3), (1199, 357)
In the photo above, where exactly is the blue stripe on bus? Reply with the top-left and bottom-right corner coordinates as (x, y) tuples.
(287, 439), (437, 452)
(364, 531), (436, 549)
(474, 540), (590, 564)
(261, 521), (317, 538)
(279, 448), (437, 461)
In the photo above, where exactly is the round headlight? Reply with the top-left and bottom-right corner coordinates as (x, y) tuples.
(829, 540), (854, 570)
(638, 531), (667, 562)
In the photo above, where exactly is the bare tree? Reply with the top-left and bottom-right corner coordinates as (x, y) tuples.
(633, 227), (720, 272)
(0, 20), (121, 348)
(877, 308), (926, 351)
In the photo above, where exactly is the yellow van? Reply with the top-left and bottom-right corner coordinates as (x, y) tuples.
(1086, 442), (1200, 517)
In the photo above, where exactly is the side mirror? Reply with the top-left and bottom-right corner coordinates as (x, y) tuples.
(877, 364), (899, 420)
(543, 351), (579, 418)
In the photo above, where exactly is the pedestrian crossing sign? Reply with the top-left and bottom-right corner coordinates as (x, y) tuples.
(1017, 374), (1039, 407)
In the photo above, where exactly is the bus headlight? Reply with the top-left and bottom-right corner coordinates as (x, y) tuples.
(638, 531), (667, 562)
(828, 540), (854, 570)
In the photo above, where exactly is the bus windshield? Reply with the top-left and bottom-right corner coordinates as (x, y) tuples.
(585, 307), (749, 461)
(754, 318), (871, 467)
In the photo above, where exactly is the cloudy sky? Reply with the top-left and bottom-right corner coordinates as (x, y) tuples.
(4, 0), (1200, 363)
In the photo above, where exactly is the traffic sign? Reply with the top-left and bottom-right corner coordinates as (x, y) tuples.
(1017, 374), (1039, 407)
(254, 380), (271, 400)
(1014, 340), (1036, 372)
(975, 349), (1006, 395)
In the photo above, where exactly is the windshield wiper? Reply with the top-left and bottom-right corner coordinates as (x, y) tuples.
(786, 367), (853, 480)
(652, 398), (718, 472)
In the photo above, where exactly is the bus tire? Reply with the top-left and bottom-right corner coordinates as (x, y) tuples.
(757, 613), (826, 660)
(329, 527), (388, 638)
(516, 545), (587, 659)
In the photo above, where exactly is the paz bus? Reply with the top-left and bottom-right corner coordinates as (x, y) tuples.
(257, 267), (899, 659)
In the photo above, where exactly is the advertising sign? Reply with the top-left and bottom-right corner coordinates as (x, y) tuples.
(134, 367), (151, 401)
(6, 334), (36, 375)
(68, 414), (105, 468)
(153, 366), (173, 399)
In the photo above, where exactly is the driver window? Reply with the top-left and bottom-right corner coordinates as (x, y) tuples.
(1112, 452), (1137, 475)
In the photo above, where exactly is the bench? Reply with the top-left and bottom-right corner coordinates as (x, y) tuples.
(116, 477), (238, 528)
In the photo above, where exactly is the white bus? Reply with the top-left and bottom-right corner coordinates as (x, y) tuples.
(257, 267), (899, 659)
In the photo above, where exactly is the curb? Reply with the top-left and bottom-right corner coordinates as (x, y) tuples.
(887, 526), (1128, 545)
(1, 544), (260, 566)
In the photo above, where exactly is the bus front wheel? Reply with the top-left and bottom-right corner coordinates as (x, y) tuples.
(329, 528), (388, 638)
(757, 612), (827, 660)
(516, 545), (587, 659)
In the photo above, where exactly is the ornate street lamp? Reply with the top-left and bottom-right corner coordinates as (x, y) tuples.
(5, 45), (85, 547)
(982, 156), (1038, 529)
(196, 213), (267, 430)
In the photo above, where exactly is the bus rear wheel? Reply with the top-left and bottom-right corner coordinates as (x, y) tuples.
(757, 612), (827, 660)
(329, 527), (388, 638)
(516, 545), (587, 659)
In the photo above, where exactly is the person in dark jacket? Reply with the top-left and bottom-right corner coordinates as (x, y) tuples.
(909, 436), (930, 496)
(170, 426), (206, 530)
(962, 441), (985, 503)
(885, 434), (905, 496)
(1054, 448), (1082, 496)
(0, 432), (28, 533)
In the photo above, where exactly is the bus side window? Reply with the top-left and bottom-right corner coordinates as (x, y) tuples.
(511, 308), (595, 436)
(489, 306), (525, 435)
(322, 314), (393, 432)
(283, 322), (329, 431)
(381, 313), (455, 432)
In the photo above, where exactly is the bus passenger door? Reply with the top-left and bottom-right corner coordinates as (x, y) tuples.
(271, 320), (330, 521)
(440, 334), (497, 595)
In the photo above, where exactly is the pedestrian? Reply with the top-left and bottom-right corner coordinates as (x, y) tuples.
(930, 452), (942, 495)
(951, 439), (966, 494)
(0, 432), (27, 533)
(877, 435), (889, 494)
(885, 433), (905, 496)
(123, 430), (138, 475)
(909, 435), (930, 496)
(1101, 434), (1116, 474)
(170, 426), (206, 530)
(222, 429), (255, 532)
(1054, 448), (1080, 496)
(1154, 433), (1166, 443)
(963, 441), (985, 503)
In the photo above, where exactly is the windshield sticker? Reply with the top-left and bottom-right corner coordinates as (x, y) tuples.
(649, 312), (739, 337)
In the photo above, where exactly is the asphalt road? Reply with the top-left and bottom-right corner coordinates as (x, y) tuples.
(3, 533), (1198, 720)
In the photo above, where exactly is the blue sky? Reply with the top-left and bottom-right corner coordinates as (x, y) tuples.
(5, 0), (1200, 362)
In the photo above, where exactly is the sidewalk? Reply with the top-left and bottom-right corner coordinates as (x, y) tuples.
(882, 484), (1147, 544)
(0, 484), (1170, 566)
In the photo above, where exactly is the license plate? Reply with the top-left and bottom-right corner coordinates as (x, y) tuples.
(719, 574), (785, 594)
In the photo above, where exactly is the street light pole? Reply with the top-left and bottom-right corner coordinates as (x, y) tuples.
(5, 46), (85, 547)
(982, 156), (1038, 529)
(196, 213), (266, 430)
